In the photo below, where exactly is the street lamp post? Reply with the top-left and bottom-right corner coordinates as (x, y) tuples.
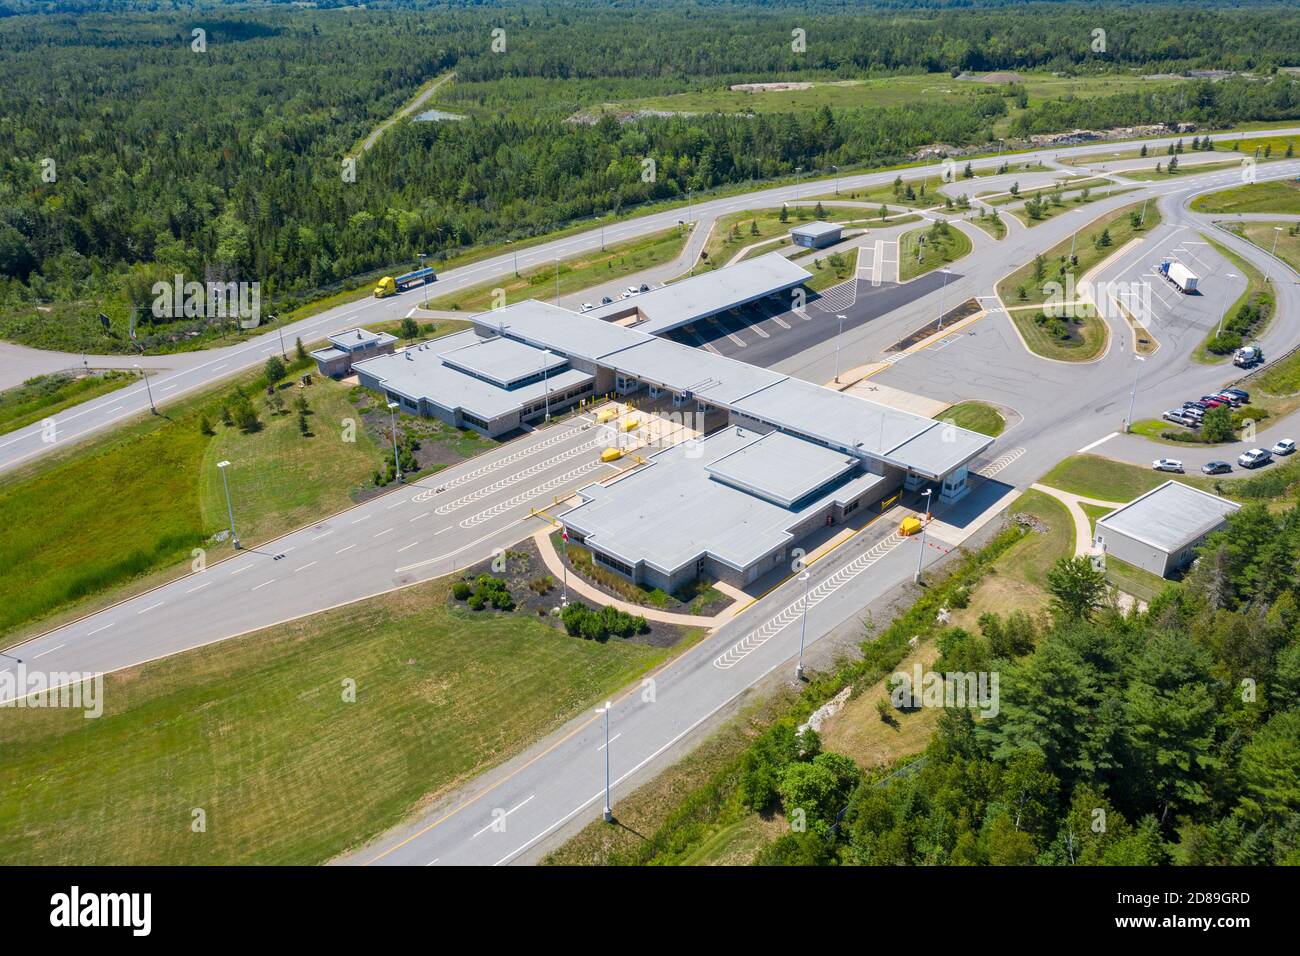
(542, 350), (551, 420)
(1125, 355), (1147, 432)
(555, 258), (560, 306)
(794, 166), (802, 202)
(834, 313), (847, 383)
(1272, 226), (1284, 258)
(386, 401), (403, 483)
(1139, 196), (1149, 226)
(417, 252), (429, 309)
(134, 363), (156, 414)
(277, 320), (288, 360)
(832, 164), (840, 196)
(217, 460), (240, 549)
(914, 488), (933, 584)
(796, 570), (811, 680)
(597, 701), (614, 823)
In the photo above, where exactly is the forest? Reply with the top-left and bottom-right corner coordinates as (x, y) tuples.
(748, 502), (1300, 866)
(2, 2), (1299, 350)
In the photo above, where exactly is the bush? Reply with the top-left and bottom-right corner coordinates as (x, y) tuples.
(451, 580), (472, 600)
(560, 600), (647, 641)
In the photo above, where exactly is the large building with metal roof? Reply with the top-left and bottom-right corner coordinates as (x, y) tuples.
(350, 255), (995, 589)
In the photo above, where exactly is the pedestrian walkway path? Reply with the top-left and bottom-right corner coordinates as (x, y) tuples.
(1030, 482), (1125, 556)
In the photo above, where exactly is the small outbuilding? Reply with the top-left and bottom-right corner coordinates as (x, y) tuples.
(311, 328), (398, 378)
(1094, 480), (1240, 578)
(790, 220), (843, 249)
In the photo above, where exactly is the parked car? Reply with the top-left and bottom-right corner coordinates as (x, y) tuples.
(580, 302), (594, 313)
(1182, 406), (1205, 422)
(638, 283), (651, 293)
(1272, 438), (1296, 456)
(1222, 387), (1250, 403)
(1198, 395), (1227, 409)
(1153, 458), (1185, 473)
(1202, 460), (1232, 475)
(1183, 400), (1211, 412)
(1163, 408), (1195, 426)
(625, 286), (641, 297)
(1214, 392), (1244, 407)
(600, 296), (613, 305)
(1238, 448), (1273, 469)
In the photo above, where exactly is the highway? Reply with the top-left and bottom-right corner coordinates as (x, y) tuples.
(3, 126), (1297, 477)
(4, 133), (1300, 867)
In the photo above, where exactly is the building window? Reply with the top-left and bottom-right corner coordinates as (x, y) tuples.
(593, 550), (634, 578)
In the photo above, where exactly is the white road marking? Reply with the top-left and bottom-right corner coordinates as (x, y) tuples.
(251, 579), (275, 591)
(472, 795), (535, 838)
(397, 541), (419, 553)
(230, 565), (253, 576)
(185, 581), (211, 594)
(312, 530), (334, 541)
(409, 511), (430, 522)
(137, 601), (165, 615)
(351, 514), (372, 525)
(293, 561), (318, 573)
(336, 544), (356, 554)
(87, 623), (115, 636)
(31, 643), (65, 659)
(1078, 432), (1119, 453)
(597, 732), (621, 752)
(373, 527), (393, 538)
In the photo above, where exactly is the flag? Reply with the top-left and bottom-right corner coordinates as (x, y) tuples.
(562, 528), (569, 543)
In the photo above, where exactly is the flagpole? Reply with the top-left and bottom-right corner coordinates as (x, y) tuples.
(561, 528), (569, 606)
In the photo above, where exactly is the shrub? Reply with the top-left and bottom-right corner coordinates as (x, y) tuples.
(452, 580), (472, 600)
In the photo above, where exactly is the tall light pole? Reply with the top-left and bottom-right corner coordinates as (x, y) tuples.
(794, 166), (803, 202)
(386, 401), (403, 483)
(134, 363), (156, 414)
(597, 701), (614, 823)
(507, 240), (519, 277)
(913, 488), (933, 584)
(1139, 196), (1149, 226)
(277, 321), (287, 360)
(834, 313), (847, 383)
(1272, 226), (1284, 257)
(1125, 355), (1147, 433)
(417, 252), (429, 309)
(832, 164), (840, 196)
(217, 460), (240, 549)
(937, 268), (951, 331)
(795, 570), (811, 680)
(541, 350), (551, 420)
(555, 257), (560, 306)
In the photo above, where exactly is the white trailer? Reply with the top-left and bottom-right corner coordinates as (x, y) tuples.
(1164, 260), (1199, 294)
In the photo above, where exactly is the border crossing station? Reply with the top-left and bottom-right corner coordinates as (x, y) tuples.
(349, 254), (994, 588)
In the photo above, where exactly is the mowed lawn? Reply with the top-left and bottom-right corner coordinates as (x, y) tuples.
(0, 580), (669, 864)
(0, 366), (377, 637)
(1191, 177), (1300, 215)
(898, 223), (972, 281)
(941, 401), (1005, 436)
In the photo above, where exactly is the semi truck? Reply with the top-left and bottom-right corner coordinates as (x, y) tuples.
(373, 266), (436, 298)
(1158, 259), (1199, 294)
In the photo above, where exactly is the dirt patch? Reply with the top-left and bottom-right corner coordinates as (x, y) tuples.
(453, 539), (695, 649)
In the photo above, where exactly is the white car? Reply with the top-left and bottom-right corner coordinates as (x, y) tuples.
(1152, 458), (1184, 473)
(1238, 448), (1273, 469)
(625, 286), (641, 297)
(580, 302), (594, 313)
(1272, 438), (1296, 456)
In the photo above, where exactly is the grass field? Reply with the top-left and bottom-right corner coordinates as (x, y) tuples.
(0, 364), (382, 638)
(1191, 178), (1300, 215)
(1122, 159), (1242, 182)
(1192, 236), (1274, 364)
(427, 226), (689, 311)
(686, 205), (866, 277)
(1039, 454), (1212, 501)
(941, 401), (1005, 436)
(0, 578), (672, 864)
(1224, 221), (1300, 275)
(898, 222), (972, 281)
(1007, 182), (1123, 227)
(616, 71), (1175, 118)
(0, 369), (137, 437)
(970, 211), (1007, 240)
(997, 200), (1161, 307)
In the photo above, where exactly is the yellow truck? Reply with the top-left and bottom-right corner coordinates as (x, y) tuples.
(373, 266), (436, 298)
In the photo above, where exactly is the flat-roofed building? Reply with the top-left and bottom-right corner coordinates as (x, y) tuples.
(790, 220), (843, 249)
(1094, 480), (1241, 577)
(311, 327), (398, 378)
(352, 330), (594, 437)
(562, 427), (887, 591)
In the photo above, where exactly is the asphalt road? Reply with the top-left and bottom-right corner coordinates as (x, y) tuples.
(4, 127), (1297, 476)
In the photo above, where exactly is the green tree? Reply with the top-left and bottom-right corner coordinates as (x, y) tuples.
(265, 355), (286, 384)
(1237, 709), (1300, 821)
(1046, 555), (1107, 621)
(399, 317), (419, 339)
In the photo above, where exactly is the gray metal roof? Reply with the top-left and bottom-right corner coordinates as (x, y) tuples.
(790, 220), (843, 239)
(562, 427), (885, 575)
(354, 331), (593, 422)
(705, 430), (856, 507)
(310, 346), (348, 362)
(584, 253), (811, 335)
(881, 422), (995, 480)
(472, 300), (652, 362)
(328, 327), (396, 350)
(601, 336), (786, 406)
(437, 335), (567, 388)
(1097, 480), (1240, 554)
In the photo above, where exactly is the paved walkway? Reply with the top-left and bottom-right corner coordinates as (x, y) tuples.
(1030, 482), (1126, 556)
(530, 527), (735, 628)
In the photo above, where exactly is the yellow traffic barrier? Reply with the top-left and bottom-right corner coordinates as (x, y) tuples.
(621, 417), (639, 432)
(899, 515), (924, 537)
(596, 408), (618, 424)
(601, 447), (624, 462)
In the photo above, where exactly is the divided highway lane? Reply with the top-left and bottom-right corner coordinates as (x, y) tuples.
(346, 513), (942, 866)
(6, 127), (1298, 477)
(0, 415), (621, 695)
